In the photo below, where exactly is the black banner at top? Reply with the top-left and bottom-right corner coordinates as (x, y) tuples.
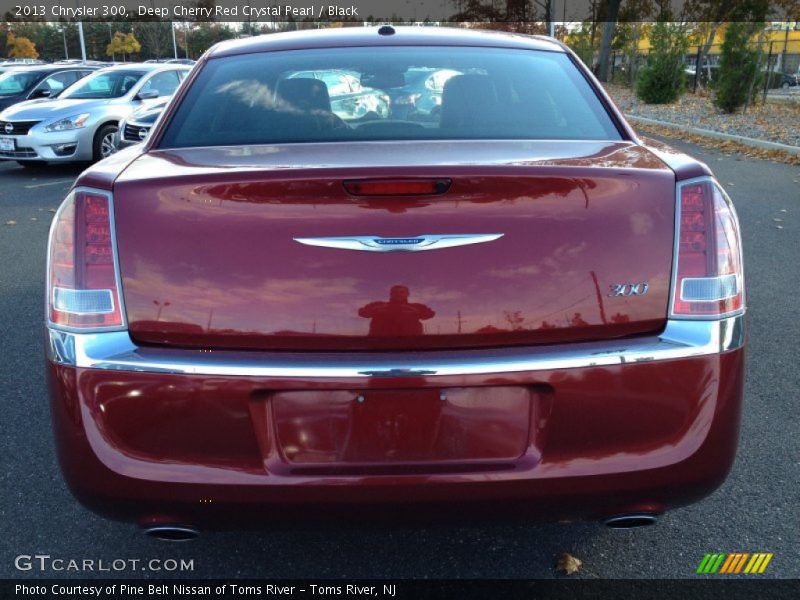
(2, 1), (799, 23)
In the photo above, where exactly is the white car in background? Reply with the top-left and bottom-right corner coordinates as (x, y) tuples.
(0, 63), (189, 166)
(114, 97), (169, 150)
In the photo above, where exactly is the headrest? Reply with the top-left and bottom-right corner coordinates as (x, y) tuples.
(440, 74), (498, 128)
(275, 78), (331, 112)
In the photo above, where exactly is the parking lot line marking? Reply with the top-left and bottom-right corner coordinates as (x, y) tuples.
(24, 180), (73, 189)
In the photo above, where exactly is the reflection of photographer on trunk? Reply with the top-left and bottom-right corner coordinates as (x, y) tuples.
(358, 285), (435, 336)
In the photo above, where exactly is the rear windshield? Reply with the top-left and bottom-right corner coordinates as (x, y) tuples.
(159, 46), (621, 148)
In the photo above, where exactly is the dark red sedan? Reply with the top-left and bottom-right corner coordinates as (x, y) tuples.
(45, 27), (745, 539)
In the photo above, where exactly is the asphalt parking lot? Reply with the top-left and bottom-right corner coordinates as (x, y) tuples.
(0, 138), (798, 580)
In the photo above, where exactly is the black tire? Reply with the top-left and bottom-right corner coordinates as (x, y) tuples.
(17, 160), (47, 168)
(92, 124), (118, 162)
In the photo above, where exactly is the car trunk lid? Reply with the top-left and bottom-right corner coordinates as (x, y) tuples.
(113, 140), (675, 351)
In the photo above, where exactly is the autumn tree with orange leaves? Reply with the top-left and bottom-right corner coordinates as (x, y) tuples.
(6, 33), (39, 59)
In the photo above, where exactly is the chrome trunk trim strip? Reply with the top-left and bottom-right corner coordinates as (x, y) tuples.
(47, 316), (744, 378)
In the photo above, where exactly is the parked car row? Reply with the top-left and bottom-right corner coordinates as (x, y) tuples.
(0, 60), (115, 76)
(0, 63), (190, 166)
(0, 64), (101, 111)
(684, 64), (799, 90)
(145, 58), (197, 65)
(778, 72), (799, 88)
(0, 58), (48, 73)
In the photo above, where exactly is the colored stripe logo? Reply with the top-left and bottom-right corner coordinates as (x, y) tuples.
(697, 553), (773, 574)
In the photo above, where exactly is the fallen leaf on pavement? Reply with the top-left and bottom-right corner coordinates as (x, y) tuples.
(556, 553), (583, 575)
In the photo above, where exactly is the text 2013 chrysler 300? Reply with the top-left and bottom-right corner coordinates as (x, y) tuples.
(45, 27), (745, 538)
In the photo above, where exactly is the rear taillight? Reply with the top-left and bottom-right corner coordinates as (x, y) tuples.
(47, 188), (125, 330)
(671, 178), (744, 318)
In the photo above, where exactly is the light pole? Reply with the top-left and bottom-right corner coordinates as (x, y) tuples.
(108, 23), (115, 62)
(77, 21), (87, 61)
(782, 21), (790, 73)
(153, 300), (171, 321)
(171, 22), (178, 59)
(74, 0), (87, 61)
(61, 26), (69, 60)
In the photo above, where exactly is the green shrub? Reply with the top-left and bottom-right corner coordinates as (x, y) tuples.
(636, 22), (689, 104)
(714, 22), (763, 113)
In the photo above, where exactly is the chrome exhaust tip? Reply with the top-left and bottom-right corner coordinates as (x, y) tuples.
(142, 524), (200, 541)
(603, 513), (659, 529)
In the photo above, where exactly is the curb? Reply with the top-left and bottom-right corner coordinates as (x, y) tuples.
(625, 114), (800, 156)
(764, 94), (800, 106)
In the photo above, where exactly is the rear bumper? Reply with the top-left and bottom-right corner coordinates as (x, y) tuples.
(46, 317), (745, 525)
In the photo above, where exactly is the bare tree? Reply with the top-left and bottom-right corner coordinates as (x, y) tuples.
(596, 0), (622, 82)
(531, 0), (552, 31)
(618, 0), (655, 85)
(135, 22), (170, 60)
(683, 0), (742, 85)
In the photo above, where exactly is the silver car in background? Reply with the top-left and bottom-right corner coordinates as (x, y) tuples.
(0, 63), (189, 166)
(114, 97), (169, 150)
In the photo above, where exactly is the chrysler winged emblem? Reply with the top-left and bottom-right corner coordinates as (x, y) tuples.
(294, 234), (503, 252)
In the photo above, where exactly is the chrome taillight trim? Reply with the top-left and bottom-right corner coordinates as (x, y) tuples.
(46, 315), (744, 378)
(668, 176), (746, 321)
(45, 186), (128, 333)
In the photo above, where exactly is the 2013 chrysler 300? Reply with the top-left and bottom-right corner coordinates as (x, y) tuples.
(45, 27), (745, 539)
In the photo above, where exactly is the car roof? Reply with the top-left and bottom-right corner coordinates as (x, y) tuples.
(0, 64), (99, 74)
(209, 26), (565, 59)
(96, 63), (190, 73)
